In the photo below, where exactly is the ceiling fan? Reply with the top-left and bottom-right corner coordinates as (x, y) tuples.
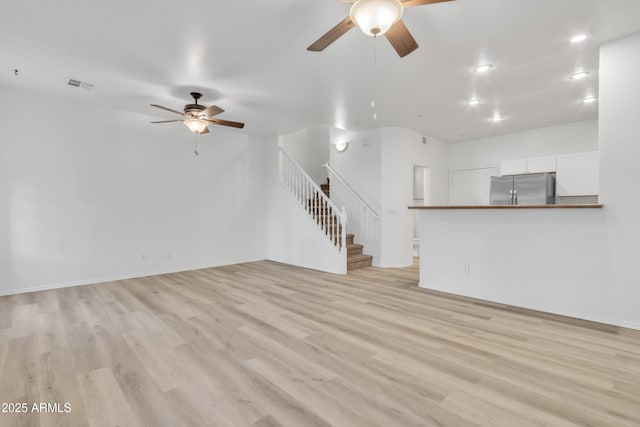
(150, 92), (245, 134)
(307, 0), (454, 57)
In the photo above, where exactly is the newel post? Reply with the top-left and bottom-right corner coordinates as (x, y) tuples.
(341, 207), (347, 252)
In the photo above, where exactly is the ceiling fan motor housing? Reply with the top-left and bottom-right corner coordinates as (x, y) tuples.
(184, 104), (206, 116)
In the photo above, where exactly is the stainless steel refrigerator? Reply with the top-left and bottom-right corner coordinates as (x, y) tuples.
(490, 173), (555, 205)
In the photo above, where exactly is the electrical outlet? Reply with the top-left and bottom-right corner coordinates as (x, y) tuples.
(464, 263), (471, 276)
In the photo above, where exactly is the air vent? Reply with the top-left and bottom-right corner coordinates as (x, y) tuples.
(67, 78), (94, 90)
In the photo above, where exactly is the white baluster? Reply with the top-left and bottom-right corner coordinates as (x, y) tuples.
(333, 209), (337, 246)
(330, 207), (334, 244)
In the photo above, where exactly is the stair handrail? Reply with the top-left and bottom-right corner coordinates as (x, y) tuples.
(279, 147), (347, 253)
(323, 162), (380, 220)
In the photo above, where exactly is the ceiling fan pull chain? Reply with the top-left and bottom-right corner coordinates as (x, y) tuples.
(194, 133), (199, 156)
(372, 36), (378, 120)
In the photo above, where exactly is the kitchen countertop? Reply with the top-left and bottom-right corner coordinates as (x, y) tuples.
(409, 204), (604, 209)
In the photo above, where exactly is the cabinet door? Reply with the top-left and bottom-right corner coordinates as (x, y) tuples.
(500, 158), (527, 175)
(556, 152), (599, 196)
(526, 156), (557, 173)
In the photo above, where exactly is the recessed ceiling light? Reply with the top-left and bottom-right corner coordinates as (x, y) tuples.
(570, 34), (588, 44)
(468, 98), (482, 106)
(491, 115), (504, 122)
(473, 64), (493, 73)
(570, 70), (590, 80)
(583, 95), (597, 104)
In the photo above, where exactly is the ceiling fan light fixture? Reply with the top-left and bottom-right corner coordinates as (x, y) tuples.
(350, 0), (404, 37)
(184, 118), (208, 134)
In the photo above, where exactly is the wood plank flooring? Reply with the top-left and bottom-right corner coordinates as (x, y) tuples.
(1, 260), (639, 427)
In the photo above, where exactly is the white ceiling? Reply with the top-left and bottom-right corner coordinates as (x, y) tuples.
(2, 0), (640, 141)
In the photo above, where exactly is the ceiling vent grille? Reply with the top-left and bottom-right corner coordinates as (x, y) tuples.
(68, 78), (94, 90)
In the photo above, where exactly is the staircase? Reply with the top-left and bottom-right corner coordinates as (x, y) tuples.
(319, 181), (373, 271)
(278, 146), (372, 273)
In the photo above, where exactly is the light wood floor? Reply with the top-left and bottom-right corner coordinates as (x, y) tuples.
(1, 260), (639, 427)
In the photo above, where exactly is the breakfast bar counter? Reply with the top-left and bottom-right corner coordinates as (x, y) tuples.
(410, 202), (611, 325)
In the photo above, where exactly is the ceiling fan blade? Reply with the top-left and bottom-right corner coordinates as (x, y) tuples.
(201, 105), (225, 118)
(307, 16), (355, 52)
(199, 126), (210, 134)
(401, 0), (454, 8)
(207, 118), (245, 129)
(385, 20), (418, 57)
(151, 120), (183, 123)
(150, 104), (184, 116)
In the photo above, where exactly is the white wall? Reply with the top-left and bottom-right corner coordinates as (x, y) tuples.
(329, 128), (382, 213)
(280, 126), (330, 185)
(596, 31), (640, 328)
(446, 120), (599, 172)
(0, 84), (268, 295)
(380, 128), (448, 267)
(266, 140), (346, 274)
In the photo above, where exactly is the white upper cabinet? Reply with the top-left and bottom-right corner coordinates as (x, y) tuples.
(500, 156), (556, 175)
(556, 151), (599, 196)
(500, 158), (527, 175)
(526, 156), (557, 173)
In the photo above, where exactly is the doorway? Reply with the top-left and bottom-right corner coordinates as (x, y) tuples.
(412, 165), (430, 257)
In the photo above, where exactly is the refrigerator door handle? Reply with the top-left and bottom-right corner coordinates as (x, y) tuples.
(509, 189), (514, 205)
(514, 190), (518, 205)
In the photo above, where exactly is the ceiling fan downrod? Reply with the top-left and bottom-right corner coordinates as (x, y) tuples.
(190, 92), (202, 105)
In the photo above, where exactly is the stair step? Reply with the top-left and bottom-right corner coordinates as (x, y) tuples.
(347, 254), (373, 271)
(348, 254), (373, 262)
(346, 233), (354, 245)
(347, 243), (363, 256)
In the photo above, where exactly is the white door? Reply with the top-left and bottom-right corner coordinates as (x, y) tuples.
(449, 167), (497, 205)
(412, 166), (430, 256)
(413, 165), (430, 201)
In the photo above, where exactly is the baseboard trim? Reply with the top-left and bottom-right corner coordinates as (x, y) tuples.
(0, 258), (268, 297)
(418, 281), (640, 332)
